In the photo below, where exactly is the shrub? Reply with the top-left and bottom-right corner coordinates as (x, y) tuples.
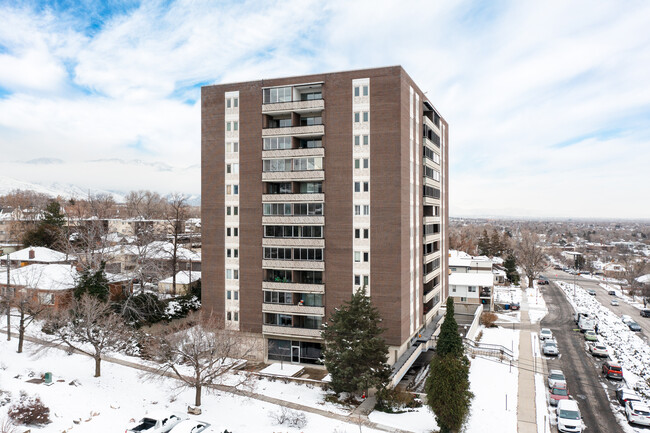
(475, 330), (484, 342)
(7, 392), (50, 426)
(375, 387), (422, 413)
(480, 312), (498, 328)
(268, 406), (307, 429)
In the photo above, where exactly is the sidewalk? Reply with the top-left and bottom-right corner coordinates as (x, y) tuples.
(517, 290), (543, 433)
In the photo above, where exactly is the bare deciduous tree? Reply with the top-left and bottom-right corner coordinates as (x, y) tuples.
(165, 193), (189, 296)
(147, 314), (255, 407)
(515, 231), (546, 288)
(12, 290), (48, 354)
(125, 190), (167, 219)
(44, 295), (131, 377)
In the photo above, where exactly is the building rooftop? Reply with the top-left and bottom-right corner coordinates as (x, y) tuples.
(0, 246), (74, 263)
(449, 272), (494, 287)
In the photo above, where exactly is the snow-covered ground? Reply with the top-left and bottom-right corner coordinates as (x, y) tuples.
(466, 327), (519, 433)
(366, 326), (521, 433)
(0, 339), (379, 432)
(526, 282), (548, 324)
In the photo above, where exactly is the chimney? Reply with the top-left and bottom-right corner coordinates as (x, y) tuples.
(29, 249), (35, 260)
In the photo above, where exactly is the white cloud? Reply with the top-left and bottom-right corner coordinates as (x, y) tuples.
(0, 0), (648, 218)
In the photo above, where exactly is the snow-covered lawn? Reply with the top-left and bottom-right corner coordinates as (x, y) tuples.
(0, 339), (379, 432)
(368, 406), (436, 433)
(466, 327), (519, 433)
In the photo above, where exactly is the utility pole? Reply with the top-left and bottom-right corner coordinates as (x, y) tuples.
(6, 253), (11, 341)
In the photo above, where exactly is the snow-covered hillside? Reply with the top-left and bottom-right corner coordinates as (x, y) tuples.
(0, 175), (125, 202)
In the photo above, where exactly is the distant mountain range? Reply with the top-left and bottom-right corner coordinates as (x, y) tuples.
(0, 175), (202, 206)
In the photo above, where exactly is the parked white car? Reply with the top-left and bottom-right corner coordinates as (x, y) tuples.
(167, 420), (212, 433)
(540, 328), (553, 340)
(587, 342), (608, 358)
(548, 369), (567, 389)
(542, 339), (559, 356)
(610, 299), (619, 306)
(625, 400), (650, 427)
(557, 399), (583, 432)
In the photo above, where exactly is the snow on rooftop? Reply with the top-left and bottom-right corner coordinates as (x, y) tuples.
(637, 274), (650, 284)
(0, 264), (77, 291)
(259, 363), (304, 377)
(159, 271), (201, 285)
(449, 272), (494, 287)
(100, 241), (200, 261)
(0, 246), (73, 263)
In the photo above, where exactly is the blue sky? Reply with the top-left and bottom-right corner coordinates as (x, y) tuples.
(0, 0), (649, 218)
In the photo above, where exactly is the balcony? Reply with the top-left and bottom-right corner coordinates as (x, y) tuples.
(479, 288), (492, 299)
(262, 170), (324, 182)
(262, 147), (324, 159)
(262, 124), (325, 138)
(262, 325), (321, 338)
(262, 98), (324, 115)
(262, 281), (325, 293)
(262, 193), (324, 202)
(263, 259), (324, 271)
(263, 238), (324, 248)
(423, 115), (440, 134)
(262, 303), (324, 316)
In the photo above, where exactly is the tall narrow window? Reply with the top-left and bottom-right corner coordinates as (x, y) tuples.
(354, 86), (360, 97)
(362, 85), (368, 96)
(233, 98), (238, 108)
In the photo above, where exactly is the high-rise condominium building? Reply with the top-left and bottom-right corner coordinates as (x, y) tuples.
(201, 66), (448, 368)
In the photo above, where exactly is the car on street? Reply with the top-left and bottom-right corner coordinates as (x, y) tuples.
(548, 369), (567, 388)
(621, 314), (633, 324)
(587, 289), (597, 296)
(616, 388), (643, 405)
(557, 399), (583, 432)
(542, 339), (559, 356)
(625, 400), (650, 427)
(602, 361), (624, 380)
(640, 309), (650, 318)
(167, 420), (212, 433)
(549, 383), (570, 406)
(608, 290), (616, 295)
(538, 279), (549, 285)
(628, 321), (642, 332)
(587, 342), (608, 357)
(540, 328), (553, 340)
(584, 330), (598, 341)
(610, 299), (619, 306)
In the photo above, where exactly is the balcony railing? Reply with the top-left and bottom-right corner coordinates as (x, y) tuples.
(262, 98), (325, 114)
(262, 124), (325, 137)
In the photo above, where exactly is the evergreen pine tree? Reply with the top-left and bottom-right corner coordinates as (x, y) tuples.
(42, 201), (65, 227)
(425, 354), (473, 433)
(322, 288), (391, 395)
(490, 230), (503, 257)
(504, 253), (520, 284)
(74, 263), (110, 302)
(22, 201), (65, 249)
(426, 297), (473, 433)
(477, 229), (491, 256)
(435, 297), (463, 357)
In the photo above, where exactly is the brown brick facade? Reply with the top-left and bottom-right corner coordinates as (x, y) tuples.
(201, 66), (447, 359)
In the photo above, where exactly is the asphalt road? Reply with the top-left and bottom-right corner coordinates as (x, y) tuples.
(544, 269), (650, 343)
(541, 280), (623, 433)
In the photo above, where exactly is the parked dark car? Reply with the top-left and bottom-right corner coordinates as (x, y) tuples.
(628, 322), (642, 332)
(616, 388), (642, 405)
(640, 309), (650, 318)
(603, 361), (623, 380)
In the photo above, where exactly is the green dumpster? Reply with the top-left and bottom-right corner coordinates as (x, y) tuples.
(44, 372), (52, 383)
